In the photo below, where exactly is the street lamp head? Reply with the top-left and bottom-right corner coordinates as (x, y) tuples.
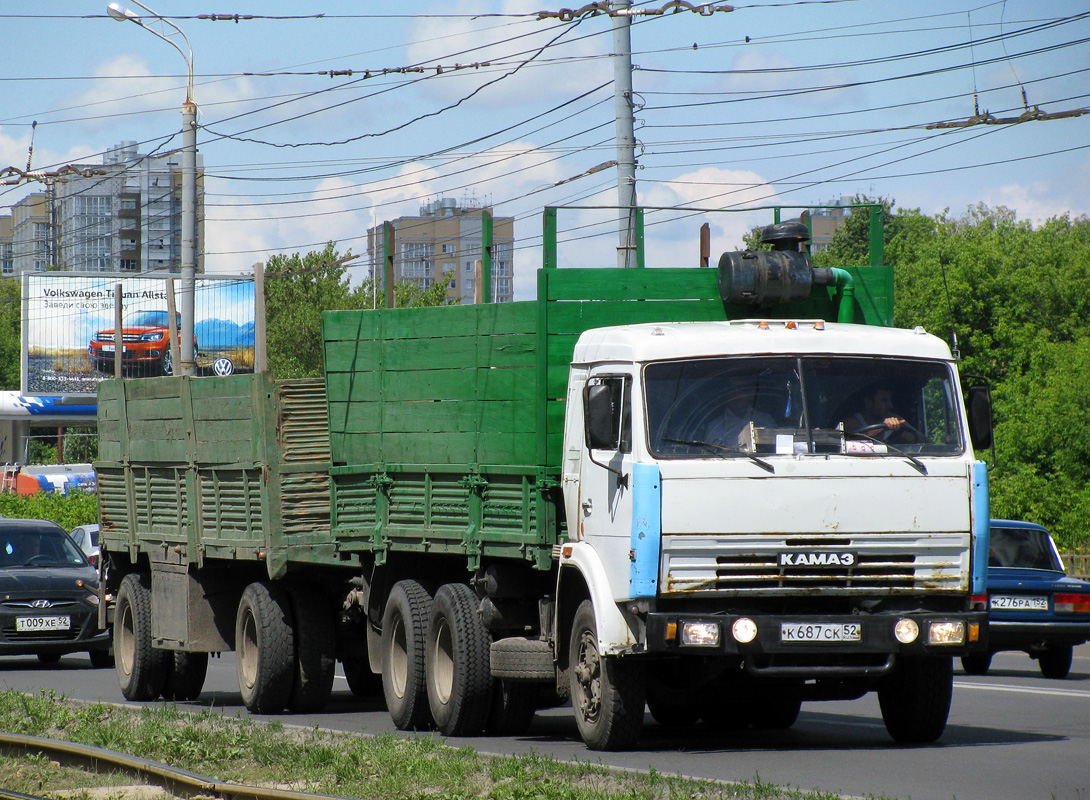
(107, 2), (143, 24)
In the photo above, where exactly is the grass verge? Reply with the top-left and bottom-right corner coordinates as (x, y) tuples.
(0, 690), (855, 800)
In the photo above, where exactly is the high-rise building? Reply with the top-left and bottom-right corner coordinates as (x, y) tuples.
(366, 198), (514, 304)
(0, 213), (14, 276)
(4, 141), (204, 276)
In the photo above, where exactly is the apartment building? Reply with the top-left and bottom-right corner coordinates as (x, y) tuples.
(367, 198), (515, 304)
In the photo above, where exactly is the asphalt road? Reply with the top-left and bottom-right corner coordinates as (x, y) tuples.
(2, 646), (1088, 800)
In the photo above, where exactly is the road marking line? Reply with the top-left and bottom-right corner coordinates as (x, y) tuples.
(955, 681), (1090, 699)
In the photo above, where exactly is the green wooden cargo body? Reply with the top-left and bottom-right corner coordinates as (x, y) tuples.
(96, 373), (339, 579)
(322, 260), (893, 573)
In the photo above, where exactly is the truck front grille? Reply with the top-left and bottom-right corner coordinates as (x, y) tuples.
(662, 532), (969, 595)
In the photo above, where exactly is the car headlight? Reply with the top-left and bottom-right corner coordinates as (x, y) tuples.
(140, 331), (166, 342)
(681, 621), (721, 646)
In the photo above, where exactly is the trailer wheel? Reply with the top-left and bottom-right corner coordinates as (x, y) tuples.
(960, 652), (992, 675)
(235, 582), (295, 714)
(115, 573), (167, 701)
(569, 600), (645, 751)
(1038, 644), (1073, 679)
(425, 583), (493, 736)
(485, 681), (539, 736)
(878, 655), (952, 743)
(381, 579), (434, 730)
(287, 586), (336, 713)
(161, 651), (208, 702)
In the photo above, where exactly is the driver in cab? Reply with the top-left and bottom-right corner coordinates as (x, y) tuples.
(843, 384), (918, 443)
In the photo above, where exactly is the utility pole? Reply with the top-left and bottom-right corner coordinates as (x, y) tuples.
(612, 0), (638, 269)
(537, 2), (733, 267)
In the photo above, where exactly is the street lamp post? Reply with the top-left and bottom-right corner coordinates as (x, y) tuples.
(107, 1), (197, 376)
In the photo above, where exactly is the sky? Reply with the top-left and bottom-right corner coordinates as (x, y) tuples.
(1, 1), (1088, 301)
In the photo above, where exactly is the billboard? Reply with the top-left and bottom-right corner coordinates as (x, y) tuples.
(23, 274), (255, 396)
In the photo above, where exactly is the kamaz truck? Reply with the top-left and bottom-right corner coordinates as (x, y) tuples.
(97, 207), (992, 750)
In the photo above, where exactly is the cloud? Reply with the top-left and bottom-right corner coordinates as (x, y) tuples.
(713, 49), (863, 110)
(980, 178), (1090, 224)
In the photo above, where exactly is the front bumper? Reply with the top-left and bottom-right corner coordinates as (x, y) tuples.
(644, 610), (987, 675)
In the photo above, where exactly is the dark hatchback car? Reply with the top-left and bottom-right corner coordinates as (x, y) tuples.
(961, 519), (1090, 679)
(0, 519), (112, 666)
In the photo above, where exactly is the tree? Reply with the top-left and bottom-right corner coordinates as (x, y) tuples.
(264, 243), (456, 379)
(0, 278), (22, 390)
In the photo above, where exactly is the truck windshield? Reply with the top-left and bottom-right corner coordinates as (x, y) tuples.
(645, 355), (964, 459)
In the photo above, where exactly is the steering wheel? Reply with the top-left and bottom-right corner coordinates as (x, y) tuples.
(26, 554), (53, 565)
(853, 421), (922, 439)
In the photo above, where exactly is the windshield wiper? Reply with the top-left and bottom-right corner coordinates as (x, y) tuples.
(663, 438), (775, 473)
(844, 432), (928, 475)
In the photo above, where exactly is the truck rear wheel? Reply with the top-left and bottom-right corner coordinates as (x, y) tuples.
(161, 651), (208, 702)
(878, 655), (952, 743)
(486, 681), (539, 735)
(288, 585), (336, 712)
(1038, 645), (1073, 679)
(569, 600), (645, 751)
(960, 652), (992, 675)
(426, 583), (493, 736)
(751, 697), (802, 730)
(382, 579), (434, 730)
(115, 573), (168, 701)
(235, 582), (295, 714)
(646, 690), (701, 727)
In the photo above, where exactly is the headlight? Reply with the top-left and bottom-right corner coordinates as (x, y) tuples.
(140, 331), (166, 342)
(731, 617), (758, 644)
(928, 620), (965, 645)
(894, 618), (919, 644)
(681, 621), (721, 646)
(86, 593), (101, 606)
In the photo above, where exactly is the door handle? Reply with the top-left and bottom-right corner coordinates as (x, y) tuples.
(581, 499), (593, 516)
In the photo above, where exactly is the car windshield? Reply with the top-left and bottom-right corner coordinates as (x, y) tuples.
(125, 310), (177, 328)
(645, 355), (964, 458)
(990, 526), (1064, 571)
(0, 528), (87, 568)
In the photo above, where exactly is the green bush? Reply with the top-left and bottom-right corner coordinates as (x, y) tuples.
(0, 490), (98, 530)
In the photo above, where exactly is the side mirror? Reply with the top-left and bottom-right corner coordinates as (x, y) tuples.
(584, 383), (619, 450)
(966, 384), (993, 451)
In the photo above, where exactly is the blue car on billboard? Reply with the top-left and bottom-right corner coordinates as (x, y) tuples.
(961, 519), (1090, 678)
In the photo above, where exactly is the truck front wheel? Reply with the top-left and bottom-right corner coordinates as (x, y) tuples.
(235, 582), (295, 714)
(569, 600), (645, 751)
(114, 573), (167, 701)
(382, 579), (434, 731)
(878, 655), (952, 743)
(426, 583), (493, 736)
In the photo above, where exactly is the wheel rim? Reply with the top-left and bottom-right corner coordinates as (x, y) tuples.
(238, 607), (258, 690)
(389, 616), (409, 699)
(118, 599), (135, 677)
(573, 630), (602, 724)
(431, 616), (454, 705)
(163, 350), (173, 375)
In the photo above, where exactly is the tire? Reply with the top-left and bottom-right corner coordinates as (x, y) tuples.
(1038, 645), (1073, 679)
(342, 650), (383, 697)
(751, 697), (802, 731)
(161, 349), (173, 376)
(381, 580), (434, 731)
(115, 573), (168, 701)
(426, 583), (493, 737)
(960, 652), (993, 676)
(486, 681), (539, 736)
(569, 599), (645, 751)
(161, 651), (208, 702)
(235, 582), (295, 714)
(287, 586), (336, 713)
(878, 655), (953, 743)
(646, 691), (702, 727)
(89, 650), (114, 669)
(37, 653), (61, 665)
(701, 698), (752, 731)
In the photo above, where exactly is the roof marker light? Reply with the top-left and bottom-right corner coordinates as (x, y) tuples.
(785, 320), (797, 330)
(757, 321), (769, 330)
(814, 320), (825, 330)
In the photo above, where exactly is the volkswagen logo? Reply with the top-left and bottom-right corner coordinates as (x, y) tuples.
(32, 599), (53, 609)
(213, 357), (235, 376)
